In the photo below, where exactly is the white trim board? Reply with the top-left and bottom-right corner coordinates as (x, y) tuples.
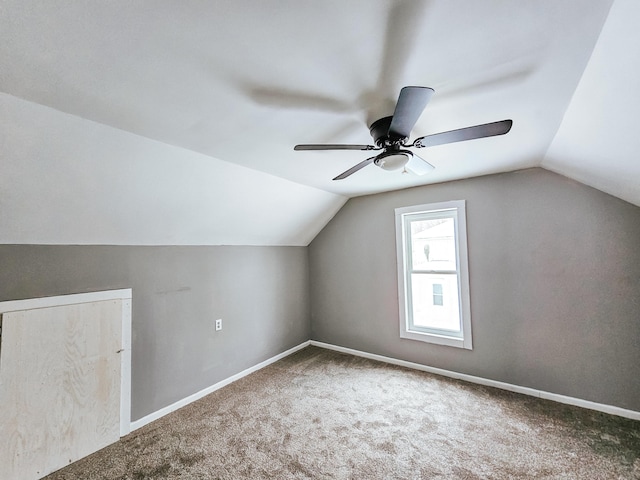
(119, 298), (133, 437)
(310, 341), (640, 422)
(0, 289), (133, 313)
(130, 341), (311, 431)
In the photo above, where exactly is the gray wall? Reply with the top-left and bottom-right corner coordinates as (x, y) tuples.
(0, 245), (310, 421)
(2, 168), (638, 420)
(309, 168), (640, 411)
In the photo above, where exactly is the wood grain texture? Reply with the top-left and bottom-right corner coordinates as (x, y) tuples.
(0, 300), (122, 480)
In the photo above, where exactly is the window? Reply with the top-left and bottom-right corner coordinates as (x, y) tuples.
(395, 200), (472, 349)
(432, 283), (443, 306)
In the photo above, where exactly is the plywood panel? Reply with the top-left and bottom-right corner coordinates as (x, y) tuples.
(0, 300), (122, 480)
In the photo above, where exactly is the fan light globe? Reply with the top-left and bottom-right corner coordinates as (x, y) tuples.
(377, 152), (411, 171)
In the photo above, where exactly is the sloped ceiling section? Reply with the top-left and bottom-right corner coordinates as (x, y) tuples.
(1, 0), (631, 246)
(543, 0), (640, 207)
(0, 93), (346, 245)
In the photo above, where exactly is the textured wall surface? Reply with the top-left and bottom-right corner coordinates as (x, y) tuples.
(0, 245), (310, 421)
(309, 168), (640, 411)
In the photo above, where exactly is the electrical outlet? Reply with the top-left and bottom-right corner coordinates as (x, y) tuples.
(215, 319), (222, 331)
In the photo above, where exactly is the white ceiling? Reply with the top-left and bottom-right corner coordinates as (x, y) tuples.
(543, 0), (640, 207)
(1, 0), (637, 245)
(0, 91), (344, 246)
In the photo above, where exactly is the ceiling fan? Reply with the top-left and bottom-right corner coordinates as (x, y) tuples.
(294, 86), (512, 180)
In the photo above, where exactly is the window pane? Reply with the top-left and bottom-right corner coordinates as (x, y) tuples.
(432, 283), (443, 306)
(410, 273), (460, 332)
(410, 218), (456, 271)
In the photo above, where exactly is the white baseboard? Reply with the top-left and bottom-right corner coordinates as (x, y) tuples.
(130, 338), (640, 431)
(310, 341), (640, 422)
(130, 340), (311, 431)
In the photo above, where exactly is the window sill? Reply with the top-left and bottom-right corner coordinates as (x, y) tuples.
(400, 328), (472, 349)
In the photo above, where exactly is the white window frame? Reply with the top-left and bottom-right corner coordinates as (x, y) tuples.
(395, 200), (472, 349)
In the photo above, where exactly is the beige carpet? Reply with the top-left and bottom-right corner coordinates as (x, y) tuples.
(46, 346), (640, 479)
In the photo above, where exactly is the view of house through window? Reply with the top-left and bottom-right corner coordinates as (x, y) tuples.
(409, 216), (460, 332)
(395, 200), (472, 349)
(432, 283), (444, 306)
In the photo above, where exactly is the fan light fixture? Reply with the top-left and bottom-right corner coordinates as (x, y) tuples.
(375, 150), (412, 171)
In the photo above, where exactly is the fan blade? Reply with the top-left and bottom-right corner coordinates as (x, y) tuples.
(333, 156), (376, 180)
(413, 119), (513, 148)
(388, 86), (434, 139)
(294, 144), (376, 151)
(405, 154), (434, 176)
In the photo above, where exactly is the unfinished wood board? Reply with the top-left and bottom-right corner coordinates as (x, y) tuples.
(0, 300), (122, 480)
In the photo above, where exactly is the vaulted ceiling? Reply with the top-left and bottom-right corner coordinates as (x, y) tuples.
(1, 0), (637, 246)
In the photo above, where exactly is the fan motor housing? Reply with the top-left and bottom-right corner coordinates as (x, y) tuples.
(369, 116), (406, 146)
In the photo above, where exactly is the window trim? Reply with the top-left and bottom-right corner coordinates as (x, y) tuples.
(395, 200), (473, 349)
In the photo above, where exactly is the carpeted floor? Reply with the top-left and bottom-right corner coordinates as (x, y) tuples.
(46, 346), (640, 479)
